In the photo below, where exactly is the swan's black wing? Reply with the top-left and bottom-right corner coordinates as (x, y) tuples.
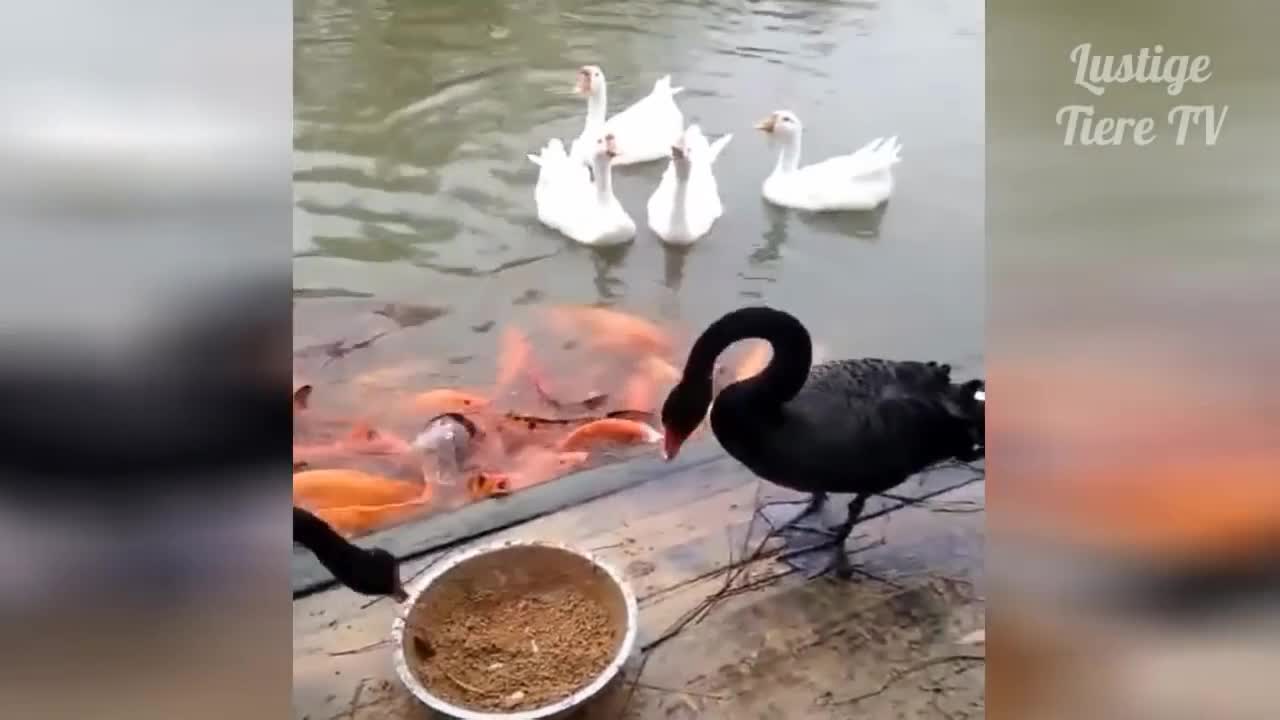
(763, 359), (978, 494)
(805, 358), (954, 403)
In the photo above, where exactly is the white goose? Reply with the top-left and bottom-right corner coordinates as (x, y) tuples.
(755, 110), (902, 212)
(570, 65), (685, 167)
(527, 137), (587, 231)
(529, 134), (635, 247)
(646, 124), (733, 245)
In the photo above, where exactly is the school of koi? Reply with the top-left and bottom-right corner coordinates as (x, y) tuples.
(292, 305), (777, 537)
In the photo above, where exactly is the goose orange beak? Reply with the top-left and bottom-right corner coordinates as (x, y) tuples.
(754, 114), (777, 133)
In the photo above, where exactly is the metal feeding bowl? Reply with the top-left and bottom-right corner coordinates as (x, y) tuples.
(392, 539), (639, 720)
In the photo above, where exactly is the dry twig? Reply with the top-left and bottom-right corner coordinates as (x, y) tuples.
(327, 639), (390, 657)
(338, 678), (367, 720)
(830, 654), (986, 706)
(630, 682), (727, 701)
(618, 468), (987, 719)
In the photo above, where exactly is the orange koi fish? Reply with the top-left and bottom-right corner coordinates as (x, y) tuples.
(734, 341), (772, 382)
(408, 388), (490, 415)
(544, 305), (672, 355)
(558, 418), (662, 452)
(293, 468), (429, 510)
(501, 449), (591, 490)
(292, 422), (413, 465)
(494, 326), (536, 390)
(312, 495), (434, 537)
(466, 472), (514, 501)
(293, 384), (313, 413)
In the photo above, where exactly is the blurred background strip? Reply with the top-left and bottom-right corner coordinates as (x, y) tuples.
(988, 0), (1280, 718)
(0, 1), (293, 718)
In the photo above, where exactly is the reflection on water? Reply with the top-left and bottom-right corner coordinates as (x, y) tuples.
(294, 0), (984, 389)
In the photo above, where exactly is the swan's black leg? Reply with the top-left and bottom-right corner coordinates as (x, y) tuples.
(803, 493), (864, 579)
(879, 492), (915, 504)
(753, 498), (809, 514)
(755, 492), (831, 535)
(774, 493), (876, 578)
(778, 493), (897, 583)
(776, 492), (828, 533)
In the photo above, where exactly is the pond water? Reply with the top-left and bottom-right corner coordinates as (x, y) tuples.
(294, 0), (984, 394)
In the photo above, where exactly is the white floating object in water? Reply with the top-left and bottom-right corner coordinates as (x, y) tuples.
(412, 414), (474, 485)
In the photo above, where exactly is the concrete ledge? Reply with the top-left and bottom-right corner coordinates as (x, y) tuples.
(291, 442), (729, 596)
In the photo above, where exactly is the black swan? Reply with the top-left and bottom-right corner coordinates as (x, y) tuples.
(293, 507), (407, 601)
(659, 306), (985, 578)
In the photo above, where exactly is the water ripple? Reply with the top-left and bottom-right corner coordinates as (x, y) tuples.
(293, 0), (983, 383)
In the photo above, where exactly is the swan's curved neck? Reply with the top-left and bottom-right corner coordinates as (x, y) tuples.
(772, 133), (802, 175)
(294, 507), (371, 579)
(684, 307), (812, 406)
(585, 86), (608, 132)
(670, 163), (692, 223)
(593, 158), (615, 203)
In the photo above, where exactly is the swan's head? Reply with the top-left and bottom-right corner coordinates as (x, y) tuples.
(659, 376), (712, 461)
(755, 110), (802, 139)
(356, 548), (408, 602)
(672, 124), (705, 175)
(594, 133), (619, 163)
(670, 139), (692, 176)
(576, 65), (606, 97)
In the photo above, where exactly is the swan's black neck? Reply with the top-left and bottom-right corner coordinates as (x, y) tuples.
(293, 507), (371, 577)
(685, 306), (813, 406)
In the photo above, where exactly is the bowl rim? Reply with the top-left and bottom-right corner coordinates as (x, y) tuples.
(390, 537), (640, 719)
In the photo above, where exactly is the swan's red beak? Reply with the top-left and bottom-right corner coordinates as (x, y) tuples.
(661, 430), (686, 462)
(754, 114), (777, 133)
(575, 68), (591, 95)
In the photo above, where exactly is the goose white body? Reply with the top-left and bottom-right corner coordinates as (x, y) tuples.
(529, 135), (635, 246)
(757, 111), (902, 212)
(570, 67), (685, 167)
(646, 125), (733, 245)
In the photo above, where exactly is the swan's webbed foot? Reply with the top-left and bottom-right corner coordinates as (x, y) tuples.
(774, 493), (897, 584)
(775, 535), (892, 583)
(810, 543), (855, 581)
(775, 537), (847, 578)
